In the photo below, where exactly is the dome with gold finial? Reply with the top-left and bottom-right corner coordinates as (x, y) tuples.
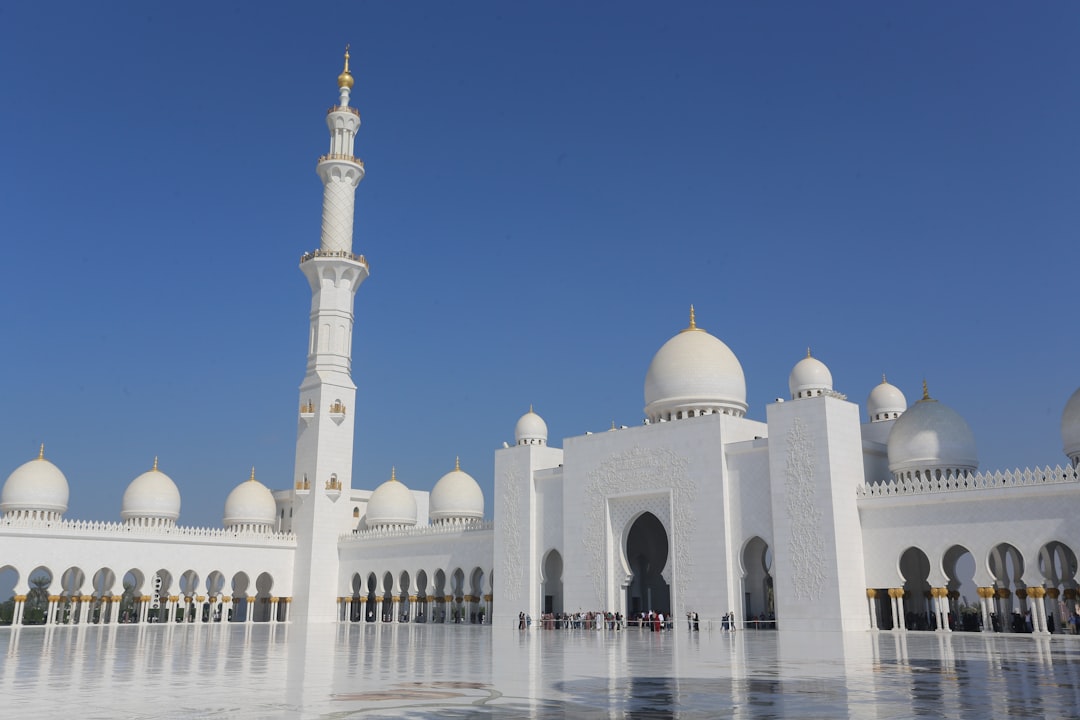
(224, 467), (277, 531)
(867, 374), (907, 422)
(429, 458), (484, 524)
(644, 306), (747, 422)
(514, 405), (548, 446)
(337, 45), (354, 89)
(788, 348), (833, 399)
(887, 381), (977, 480)
(365, 468), (418, 529)
(121, 457), (181, 527)
(0, 445), (69, 520)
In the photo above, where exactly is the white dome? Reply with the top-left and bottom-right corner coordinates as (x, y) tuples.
(224, 469), (277, 528)
(644, 309), (746, 421)
(789, 352), (833, 399)
(0, 447), (69, 517)
(887, 388), (977, 478)
(868, 376), (907, 422)
(366, 469), (417, 528)
(515, 408), (548, 446)
(121, 459), (181, 523)
(430, 459), (484, 523)
(1061, 387), (1080, 463)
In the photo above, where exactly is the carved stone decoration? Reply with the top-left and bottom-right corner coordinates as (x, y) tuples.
(582, 447), (692, 608)
(784, 418), (826, 600)
(500, 466), (523, 602)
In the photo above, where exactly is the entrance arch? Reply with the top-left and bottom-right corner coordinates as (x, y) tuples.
(541, 549), (563, 616)
(742, 536), (774, 629)
(624, 512), (669, 619)
(899, 547), (931, 630)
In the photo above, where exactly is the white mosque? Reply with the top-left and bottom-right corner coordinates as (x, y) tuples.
(2, 53), (1079, 635)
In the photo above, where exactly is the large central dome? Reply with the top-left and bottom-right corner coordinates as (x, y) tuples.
(644, 308), (747, 422)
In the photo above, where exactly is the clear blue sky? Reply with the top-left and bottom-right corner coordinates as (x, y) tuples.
(1, 3), (1077, 527)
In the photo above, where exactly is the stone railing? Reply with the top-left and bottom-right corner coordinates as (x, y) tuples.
(0, 516), (296, 545)
(317, 153), (364, 167)
(327, 105), (360, 117)
(299, 249), (368, 267)
(340, 521), (493, 543)
(858, 464), (1080, 498)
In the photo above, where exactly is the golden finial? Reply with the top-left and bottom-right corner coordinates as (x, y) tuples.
(338, 44), (355, 89)
(249, 467), (256, 482)
(807, 347), (812, 358)
(689, 305), (696, 329)
(37, 444), (44, 460)
(611, 420), (617, 430)
(922, 379), (931, 401)
(152, 456), (159, 471)
(529, 404), (534, 414)
(390, 466), (397, 482)
(881, 373), (887, 384)
(455, 456), (461, 471)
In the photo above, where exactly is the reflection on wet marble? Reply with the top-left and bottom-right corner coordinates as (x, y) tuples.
(2, 623), (1080, 717)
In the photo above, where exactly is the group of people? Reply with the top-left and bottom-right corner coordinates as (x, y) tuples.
(520, 611), (625, 630)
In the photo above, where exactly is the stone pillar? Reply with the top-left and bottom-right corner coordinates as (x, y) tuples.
(976, 588), (993, 632)
(866, 589), (879, 630)
(1029, 588), (1048, 634)
(445, 595), (453, 624)
(247, 596), (256, 624)
(13, 596), (25, 626)
(270, 598), (280, 624)
(392, 596), (400, 623)
(484, 594), (493, 624)
(283, 597), (291, 622)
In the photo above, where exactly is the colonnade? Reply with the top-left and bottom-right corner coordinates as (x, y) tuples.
(9, 594), (292, 626)
(867, 585), (1071, 634)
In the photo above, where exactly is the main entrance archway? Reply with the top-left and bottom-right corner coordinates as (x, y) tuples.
(625, 512), (669, 618)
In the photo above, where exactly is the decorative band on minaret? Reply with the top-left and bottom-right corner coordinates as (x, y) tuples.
(316, 46), (365, 255)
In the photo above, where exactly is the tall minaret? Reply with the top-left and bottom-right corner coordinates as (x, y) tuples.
(290, 47), (369, 624)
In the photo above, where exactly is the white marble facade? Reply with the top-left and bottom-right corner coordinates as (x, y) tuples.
(3, 56), (1080, 635)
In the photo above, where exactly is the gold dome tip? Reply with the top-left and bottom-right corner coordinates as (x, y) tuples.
(249, 467), (257, 482)
(681, 304), (701, 333)
(38, 443), (44, 460)
(390, 466), (397, 482)
(152, 456), (159, 471)
(807, 346), (812, 358)
(337, 44), (354, 89)
(881, 373), (887, 384)
(921, 379), (933, 402)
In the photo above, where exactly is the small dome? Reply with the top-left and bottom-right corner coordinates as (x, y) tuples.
(430, 458), (484, 523)
(644, 307), (747, 421)
(515, 407), (548, 446)
(1061, 387), (1080, 464)
(121, 458), (181, 523)
(0, 446), (69, 517)
(868, 375), (907, 422)
(888, 385), (977, 478)
(789, 351), (833, 399)
(224, 468), (277, 529)
(366, 468), (417, 528)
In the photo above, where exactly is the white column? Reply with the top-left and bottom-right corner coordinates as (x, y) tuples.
(247, 596), (256, 624)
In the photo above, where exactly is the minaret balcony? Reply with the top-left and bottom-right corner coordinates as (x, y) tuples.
(325, 479), (342, 501)
(328, 401), (347, 425)
(295, 477), (311, 497)
(299, 249), (369, 268)
(327, 105), (360, 117)
(299, 400), (316, 423)
(317, 153), (364, 168)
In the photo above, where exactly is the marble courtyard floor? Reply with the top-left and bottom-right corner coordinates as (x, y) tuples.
(2, 622), (1080, 718)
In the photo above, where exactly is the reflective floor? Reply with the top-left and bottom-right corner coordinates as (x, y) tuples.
(2, 623), (1080, 718)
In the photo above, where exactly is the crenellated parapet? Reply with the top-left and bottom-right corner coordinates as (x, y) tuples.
(858, 464), (1080, 499)
(340, 520), (493, 543)
(0, 515), (297, 545)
